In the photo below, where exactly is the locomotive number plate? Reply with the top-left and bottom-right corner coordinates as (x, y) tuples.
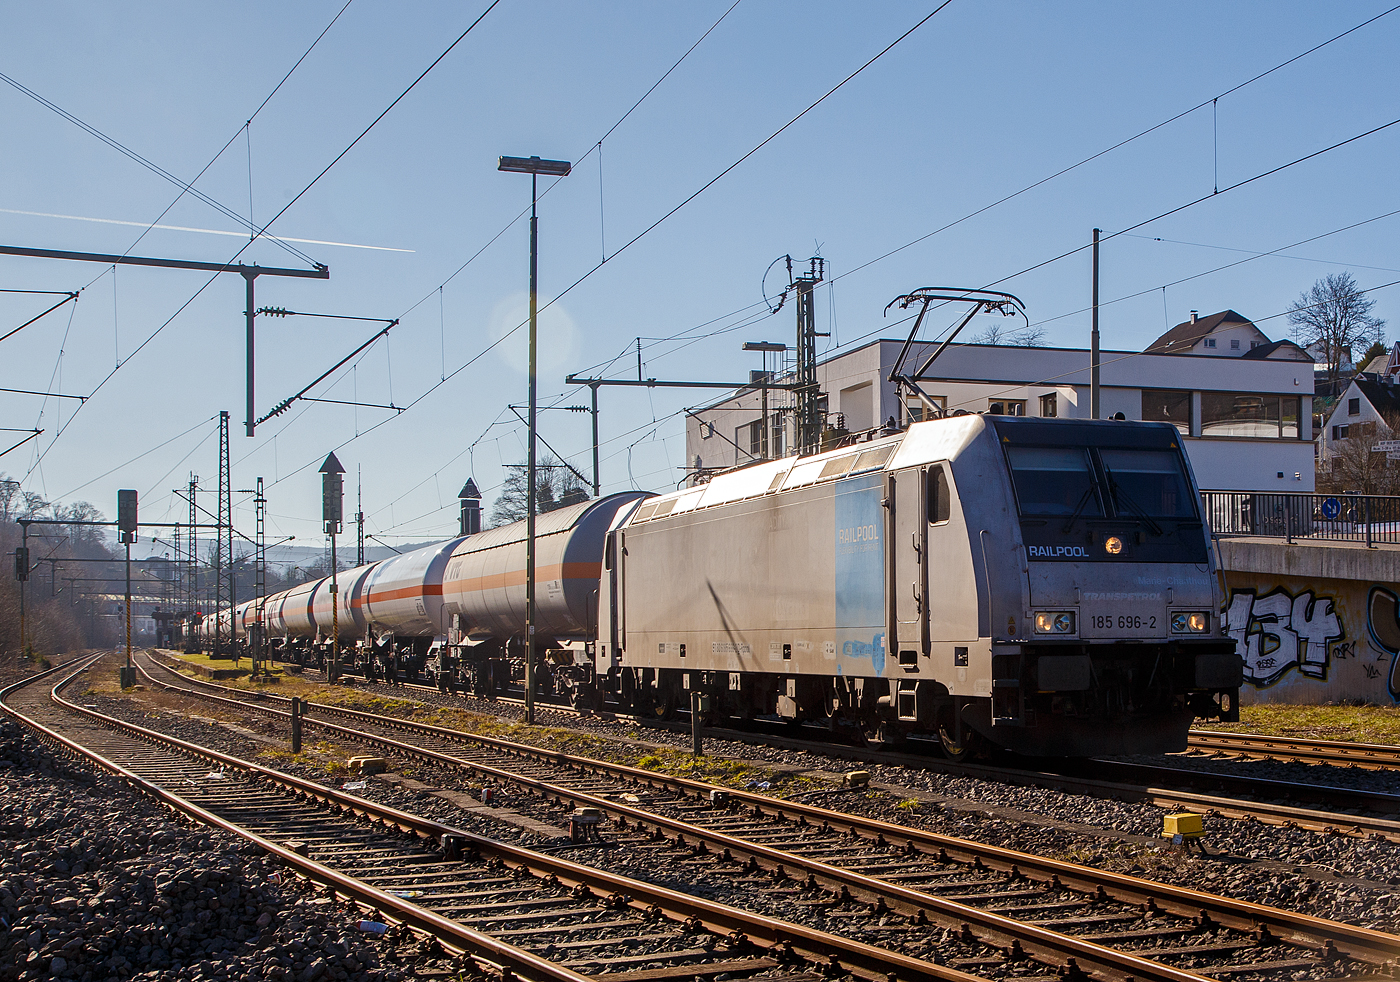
(1080, 592), (1166, 639)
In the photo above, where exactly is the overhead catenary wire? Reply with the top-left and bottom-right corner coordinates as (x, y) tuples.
(18, 2), (493, 486)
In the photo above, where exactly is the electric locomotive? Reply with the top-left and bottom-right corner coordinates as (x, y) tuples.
(594, 413), (1239, 757)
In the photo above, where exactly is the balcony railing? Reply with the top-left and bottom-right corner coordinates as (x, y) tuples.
(1200, 491), (1400, 546)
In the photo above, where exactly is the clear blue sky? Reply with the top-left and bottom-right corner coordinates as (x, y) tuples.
(2, 1), (1396, 552)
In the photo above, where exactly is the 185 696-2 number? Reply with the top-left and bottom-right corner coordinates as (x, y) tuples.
(1090, 613), (1156, 631)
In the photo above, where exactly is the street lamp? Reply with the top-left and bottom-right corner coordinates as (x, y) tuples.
(498, 154), (571, 725)
(743, 341), (787, 460)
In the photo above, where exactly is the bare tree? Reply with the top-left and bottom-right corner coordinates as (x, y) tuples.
(1289, 272), (1385, 384)
(489, 454), (589, 528)
(1319, 411), (1400, 495)
(972, 321), (1046, 346)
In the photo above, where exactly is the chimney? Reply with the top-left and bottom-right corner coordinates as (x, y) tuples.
(1190, 310), (1198, 324)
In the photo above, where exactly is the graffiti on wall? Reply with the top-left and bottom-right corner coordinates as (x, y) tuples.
(1367, 587), (1400, 701)
(1224, 589), (1343, 687)
(1224, 585), (1400, 700)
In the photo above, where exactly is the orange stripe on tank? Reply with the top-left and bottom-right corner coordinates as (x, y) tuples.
(443, 561), (600, 594)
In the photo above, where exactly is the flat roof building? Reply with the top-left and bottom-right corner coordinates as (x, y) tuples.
(687, 310), (1314, 492)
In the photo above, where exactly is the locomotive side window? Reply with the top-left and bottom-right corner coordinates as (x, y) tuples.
(1005, 447), (1103, 517)
(1099, 449), (1197, 519)
(927, 465), (951, 524)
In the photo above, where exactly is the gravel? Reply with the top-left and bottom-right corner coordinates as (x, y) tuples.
(0, 714), (472, 982)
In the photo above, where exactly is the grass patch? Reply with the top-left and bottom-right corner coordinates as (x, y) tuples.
(1195, 702), (1400, 746)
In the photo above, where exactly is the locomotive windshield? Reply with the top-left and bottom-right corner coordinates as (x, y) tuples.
(1100, 449), (1195, 519)
(1005, 447), (1104, 517)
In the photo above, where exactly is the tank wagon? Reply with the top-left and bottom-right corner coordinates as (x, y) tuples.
(237, 414), (1238, 757)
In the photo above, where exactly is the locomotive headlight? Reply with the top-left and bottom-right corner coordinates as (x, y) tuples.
(1033, 611), (1075, 634)
(1171, 611), (1209, 634)
(1103, 535), (1123, 555)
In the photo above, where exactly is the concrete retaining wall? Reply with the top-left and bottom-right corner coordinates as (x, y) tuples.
(1217, 538), (1400, 706)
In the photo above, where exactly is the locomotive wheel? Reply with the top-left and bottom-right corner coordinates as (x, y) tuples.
(862, 719), (903, 748)
(643, 688), (676, 720)
(938, 723), (980, 761)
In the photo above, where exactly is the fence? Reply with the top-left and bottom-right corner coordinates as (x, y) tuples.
(1200, 491), (1400, 546)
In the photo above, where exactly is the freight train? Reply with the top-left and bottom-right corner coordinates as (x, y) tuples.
(203, 413), (1242, 757)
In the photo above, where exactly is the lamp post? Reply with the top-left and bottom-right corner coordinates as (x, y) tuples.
(743, 341), (787, 460)
(498, 154), (571, 725)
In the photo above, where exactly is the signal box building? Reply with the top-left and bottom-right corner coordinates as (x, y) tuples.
(687, 310), (1314, 493)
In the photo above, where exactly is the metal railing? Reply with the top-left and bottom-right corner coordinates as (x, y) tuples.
(1200, 490), (1400, 546)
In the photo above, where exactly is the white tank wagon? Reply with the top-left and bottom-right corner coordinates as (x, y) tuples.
(311, 563), (377, 642)
(361, 535), (464, 649)
(443, 492), (651, 643)
(596, 415), (1240, 757)
(272, 578), (323, 641)
(427, 493), (650, 695)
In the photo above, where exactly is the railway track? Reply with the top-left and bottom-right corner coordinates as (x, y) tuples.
(1185, 731), (1400, 772)
(4, 658), (1009, 982)
(307, 666), (1400, 843)
(136, 651), (1400, 981)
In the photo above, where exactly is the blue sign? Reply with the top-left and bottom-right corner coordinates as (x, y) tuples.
(1321, 497), (1341, 520)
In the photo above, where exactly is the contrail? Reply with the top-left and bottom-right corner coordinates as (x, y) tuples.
(0, 207), (414, 253)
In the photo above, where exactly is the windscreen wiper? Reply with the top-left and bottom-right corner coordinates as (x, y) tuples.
(1106, 475), (1165, 537)
(1060, 485), (1099, 534)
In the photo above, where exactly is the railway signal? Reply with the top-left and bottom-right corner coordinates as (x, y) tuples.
(118, 489), (138, 688)
(321, 453), (345, 684)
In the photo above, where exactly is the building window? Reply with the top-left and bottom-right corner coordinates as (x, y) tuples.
(1331, 425), (1339, 441)
(905, 395), (946, 422)
(1204, 338), (1216, 348)
(988, 399), (1025, 416)
(1141, 389), (1191, 435)
(1230, 339), (1240, 350)
(739, 422), (762, 459)
(1039, 393), (1058, 418)
(1200, 393), (1301, 439)
(1349, 397), (1361, 415)
(701, 422), (713, 439)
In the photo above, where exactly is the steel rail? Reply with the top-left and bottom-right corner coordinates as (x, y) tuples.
(0, 660), (589, 982)
(5, 658), (988, 982)
(1188, 729), (1400, 770)
(160, 653), (1400, 838)
(140, 654), (1400, 975)
(359, 676), (1400, 827)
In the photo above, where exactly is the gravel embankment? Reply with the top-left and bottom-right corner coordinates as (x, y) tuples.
(0, 709), (469, 982)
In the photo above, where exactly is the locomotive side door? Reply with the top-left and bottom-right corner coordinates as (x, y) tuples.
(890, 467), (929, 660)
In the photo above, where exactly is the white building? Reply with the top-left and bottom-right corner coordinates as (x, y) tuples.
(687, 310), (1314, 492)
(1319, 377), (1400, 461)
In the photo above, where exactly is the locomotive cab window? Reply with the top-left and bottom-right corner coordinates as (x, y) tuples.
(927, 465), (951, 524)
(1099, 449), (1196, 519)
(1005, 447), (1103, 517)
